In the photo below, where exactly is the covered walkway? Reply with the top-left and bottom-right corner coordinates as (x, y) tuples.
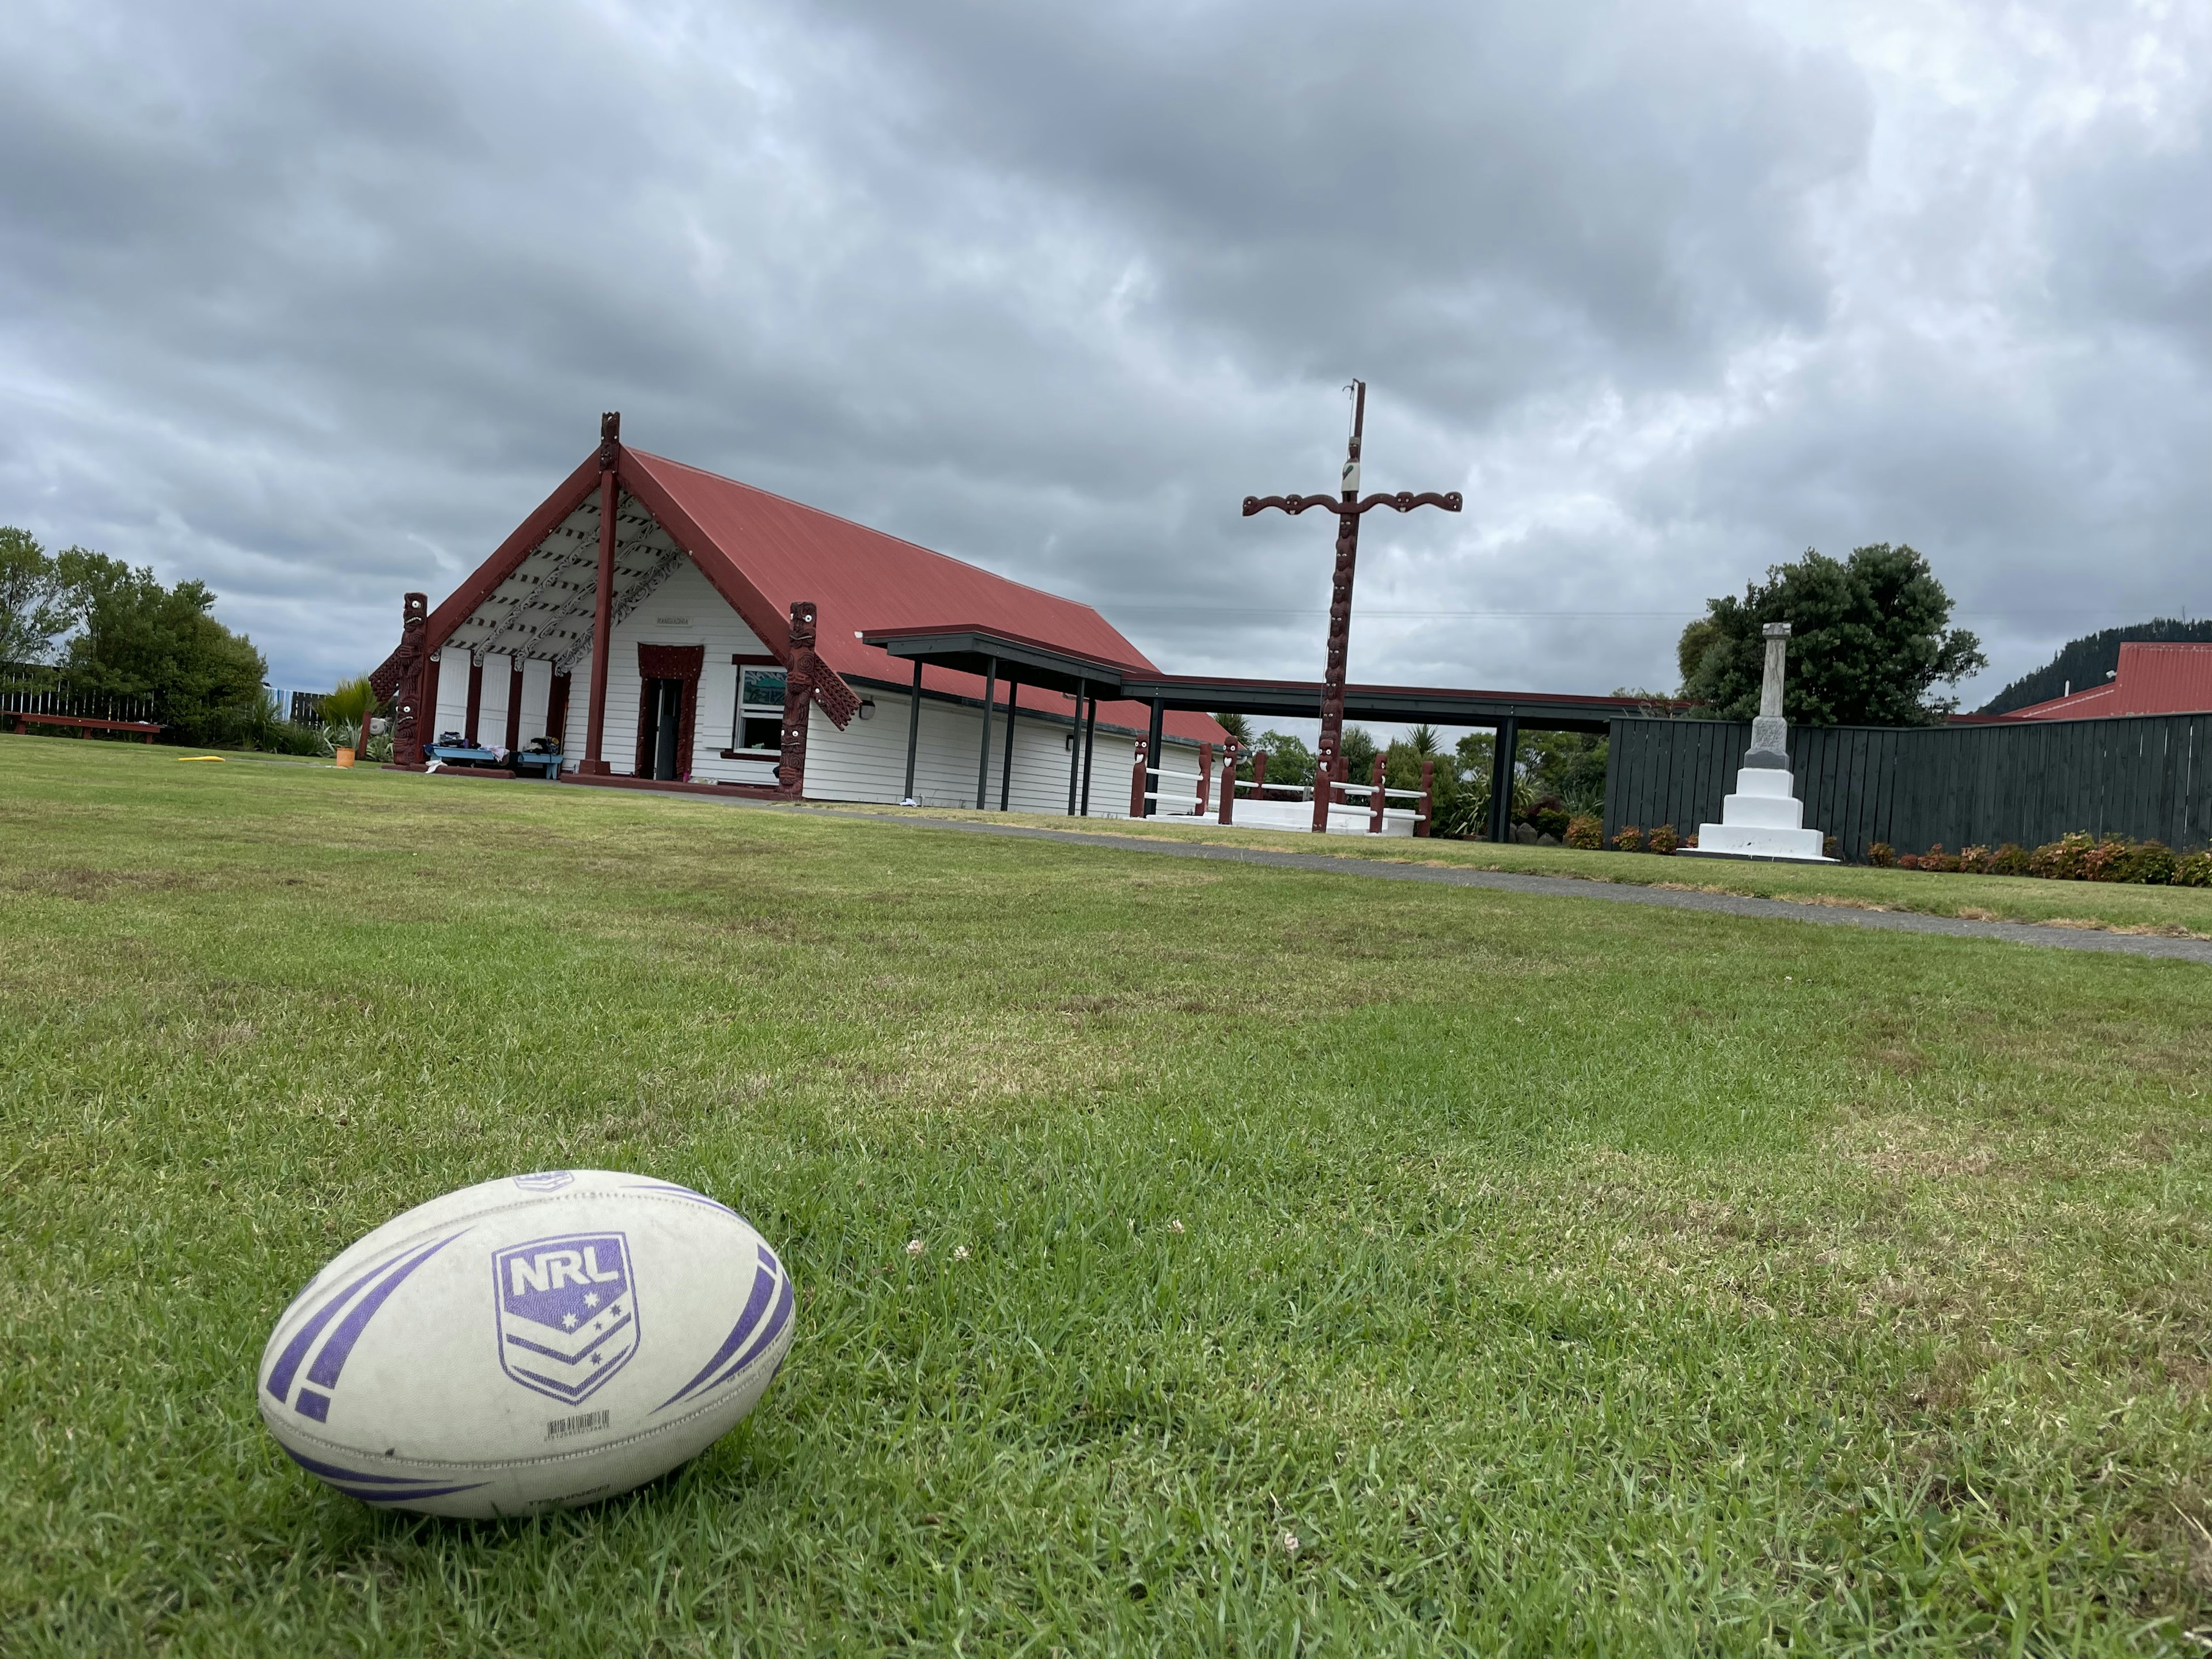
(861, 624), (1672, 839)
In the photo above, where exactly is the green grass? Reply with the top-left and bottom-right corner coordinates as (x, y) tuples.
(900, 804), (2212, 938)
(5, 736), (2212, 1655)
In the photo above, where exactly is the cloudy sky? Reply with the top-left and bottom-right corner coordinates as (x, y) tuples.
(4, 0), (2209, 712)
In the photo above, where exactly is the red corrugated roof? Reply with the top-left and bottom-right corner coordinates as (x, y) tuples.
(2005, 642), (2212, 720)
(619, 448), (1223, 745)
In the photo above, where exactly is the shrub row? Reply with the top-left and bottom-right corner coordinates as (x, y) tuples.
(1865, 832), (2212, 885)
(1610, 824), (1686, 855)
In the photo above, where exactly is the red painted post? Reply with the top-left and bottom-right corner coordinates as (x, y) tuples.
(579, 411), (620, 775)
(1368, 752), (1385, 834)
(1196, 741), (1211, 816)
(464, 654), (485, 746)
(1128, 738), (1149, 818)
(546, 671), (571, 753)
(1217, 750), (1236, 824)
(504, 656), (524, 753)
(1416, 758), (1434, 837)
(1252, 751), (1267, 798)
(421, 652), (441, 744)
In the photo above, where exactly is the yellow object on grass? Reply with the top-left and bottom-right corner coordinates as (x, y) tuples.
(178, 756), (225, 763)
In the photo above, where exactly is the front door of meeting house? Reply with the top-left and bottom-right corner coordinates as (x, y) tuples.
(640, 677), (684, 780)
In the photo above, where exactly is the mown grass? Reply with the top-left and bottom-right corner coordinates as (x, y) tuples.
(5, 737), (2212, 1656)
(892, 802), (2212, 938)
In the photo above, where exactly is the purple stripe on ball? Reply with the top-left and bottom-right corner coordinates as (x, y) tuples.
(654, 1260), (778, 1411)
(303, 1232), (465, 1391)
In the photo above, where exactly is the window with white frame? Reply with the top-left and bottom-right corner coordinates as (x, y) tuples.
(733, 665), (786, 753)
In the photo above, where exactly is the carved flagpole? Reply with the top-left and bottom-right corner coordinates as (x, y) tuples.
(1243, 383), (1461, 832)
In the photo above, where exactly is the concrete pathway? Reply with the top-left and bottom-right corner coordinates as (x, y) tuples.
(800, 805), (2212, 966)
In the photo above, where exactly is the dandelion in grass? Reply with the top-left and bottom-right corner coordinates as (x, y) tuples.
(1281, 1531), (1300, 1558)
(952, 1245), (970, 1261)
(905, 1238), (924, 1259)
(1169, 1219), (1184, 1234)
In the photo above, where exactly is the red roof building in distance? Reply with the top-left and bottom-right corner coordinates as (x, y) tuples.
(375, 415), (1222, 813)
(2000, 642), (2212, 721)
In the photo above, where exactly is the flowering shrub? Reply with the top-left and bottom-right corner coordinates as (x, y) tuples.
(1866, 842), (1896, 868)
(1824, 835), (1840, 861)
(1565, 813), (1601, 850)
(1611, 825), (1644, 853)
(1647, 824), (1680, 855)
(1879, 831), (2194, 884)
(2029, 833), (2093, 880)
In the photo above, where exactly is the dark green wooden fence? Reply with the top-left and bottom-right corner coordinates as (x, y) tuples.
(1603, 713), (2212, 859)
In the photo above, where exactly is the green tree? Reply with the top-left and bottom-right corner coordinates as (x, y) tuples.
(1684, 544), (1986, 725)
(1240, 729), (1313, 787)
(1675, 617), (1721, 692)
(1210, 711), (1253, 748)
(0, 527), (76, 664)
(1339, 724), (1378, 780)
(56, 550), (269, 744)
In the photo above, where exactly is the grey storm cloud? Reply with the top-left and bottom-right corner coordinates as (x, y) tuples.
(2, 0), (2208, 710)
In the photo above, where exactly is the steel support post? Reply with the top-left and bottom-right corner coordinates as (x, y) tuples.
(1144, 696), (1165, 816)
(975, 657), (997, 810)
(903, 658), (923, 803)
(1487, 716), (1520, 842)
(999, 680), (1019, 810)
(1066, 679), (1085, 816)
(1079, 695), (1097, 815)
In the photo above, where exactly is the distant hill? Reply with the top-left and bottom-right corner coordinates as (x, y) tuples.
(1979, 618), (2212, 715)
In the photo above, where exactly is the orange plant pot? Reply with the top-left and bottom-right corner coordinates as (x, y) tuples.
(335, 748), (356, 768)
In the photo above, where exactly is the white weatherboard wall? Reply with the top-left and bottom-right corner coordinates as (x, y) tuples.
(802, 687), (1187, 816)
(554, 559), (776, 783)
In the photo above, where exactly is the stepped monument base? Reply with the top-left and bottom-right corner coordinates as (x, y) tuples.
(1686, 628), (1836, 864)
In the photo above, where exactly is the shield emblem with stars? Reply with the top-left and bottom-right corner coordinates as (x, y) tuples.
(493, 1232), (641, 1403)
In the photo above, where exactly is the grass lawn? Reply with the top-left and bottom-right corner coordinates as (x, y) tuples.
(6, 736), (2212, 1655)
(878, 805), (2212, 940)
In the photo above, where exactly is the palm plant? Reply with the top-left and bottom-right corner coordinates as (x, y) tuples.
(323, 676), (377, 760)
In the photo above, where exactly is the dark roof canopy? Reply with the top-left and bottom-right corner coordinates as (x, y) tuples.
(862, 625), (1674, 734)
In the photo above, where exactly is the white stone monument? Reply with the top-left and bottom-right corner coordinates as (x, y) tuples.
(1683, 622), (1835, 863)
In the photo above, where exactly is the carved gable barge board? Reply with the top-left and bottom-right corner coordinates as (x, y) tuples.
(421, 453), (603, 658)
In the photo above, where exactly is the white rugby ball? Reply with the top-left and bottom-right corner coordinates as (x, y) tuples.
(257, 1169), (795, 1518)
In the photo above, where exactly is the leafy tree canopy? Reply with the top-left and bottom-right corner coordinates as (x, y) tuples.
(1976, 617), (2212, 715)
(55, 549), (269, 743)
(0, 527), (78, 665)
(1681, 543), (1986, 726)
(1238, 729), (1314, 786)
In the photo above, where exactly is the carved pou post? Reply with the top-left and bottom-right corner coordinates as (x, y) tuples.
(391, 592), (429, 768)
(777, 600), (820, 796)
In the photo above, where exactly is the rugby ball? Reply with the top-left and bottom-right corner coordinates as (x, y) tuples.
(257, 1169), (794, 1518)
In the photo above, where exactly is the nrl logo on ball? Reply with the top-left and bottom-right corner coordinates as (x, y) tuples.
(494, 1233), (640, 1403)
